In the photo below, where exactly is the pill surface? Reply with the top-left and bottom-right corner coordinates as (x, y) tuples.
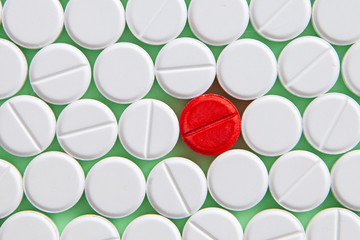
(342, 42), (360, 96)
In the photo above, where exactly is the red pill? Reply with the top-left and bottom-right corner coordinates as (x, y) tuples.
(180, 94), (241, 155)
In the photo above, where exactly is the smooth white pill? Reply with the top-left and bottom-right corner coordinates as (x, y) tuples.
(64, 0), (125, 50)
(0, 39), (27, 100)
(155, 38), (216, 99)
(0, 159), (23, 219)
(85, 157), (146, 218)
(30, 43), (91, 105)
(303, 93), (360, 155)
(0, 95), (56, 157)
(119, 99), (179, 160)
(94, 43), (154, 104)
(57, 99), (117, 160)
(342, 42), (360, 96)
(147, 157), (207, 219)
(2, 0), (63, 49)
(217, 39), (277, 100)
(183, 207), (243, 240)
(269, 150), (330, 212)
(126, 0), (187, 45)
(0, 2), (2, 25)
(23, 151), (85, 213)
(61, 215), (120, 240)
(244, 209), (306, 240)
(278, 36), (340, 98)
(242, 95), (302, 156)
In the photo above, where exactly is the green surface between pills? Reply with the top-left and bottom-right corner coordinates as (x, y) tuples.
(0, 0), (359, 235)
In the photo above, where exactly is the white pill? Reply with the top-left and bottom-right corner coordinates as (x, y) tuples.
(2, 0), (63, 49)
(0, 95), (56, 157)
(155, 38), (216, 99)
(94, 43), (154, 104)
(217, 39), (277, 100)
(250, 0), (311, 41)
(85, 157), (146, 218)
(269, 150), (330, 212)
(147, 157), (207, 219)
(278, 36), (340, 98)
(303, 93), (360, 155)
(30, 43), (91, 105)
(0, 211), (59, 240)
(182, 207), (243, 240)
(188, 0), (249, 46)
(119, 99), (179, 160)
(0, 159), (23, 219)
(57, 99), (118, 160)
(244, 209), (306, 240)
(126, 0), (187, 45)
(342, 42), (360, 96)
(23, 151), (85, 213)
(64, 0), (125, 50)
(60, 214), (120, 240)
(242, 95), (302, 156)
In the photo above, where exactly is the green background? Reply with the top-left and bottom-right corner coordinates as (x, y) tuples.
(0, 0), (359, 236)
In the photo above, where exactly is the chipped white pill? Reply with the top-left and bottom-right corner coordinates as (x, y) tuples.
(57, 99), (117, 160)
(303, 93), (360, 155)
(217, 39), (277, 100)
(155, 38), (216, 99)
(94, 43), (154, 104)
(342, 42), (360, 96)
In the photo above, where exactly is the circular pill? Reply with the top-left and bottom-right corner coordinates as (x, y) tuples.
(23, 151), (85, 213)
(155, 38), (216, 99)
(0, 95), (56, 157)
(30, 43), (91, 105)
(85, 157), (146, 218)
(250, 0), (311, 41)
(94, 43), (154, 104)
(242, 95), (302, 156)
(180, 94), (241, 155)
(147, 157), (207, 219)
(183, 208), (243, 240)
(64, 0), (125, 50)
(126, 0), (187, 45)
(269, 150), (331, 212)
(303, 93), (360, 155)
(342, 42), (360, 96)
(0, 39), (27, 100)
(119, 99), (179, 160)
(57, 99), (118, 160)
(278, 36), (340, 98)
(217, 39), (277, 100)
(2, 0), (63, 49)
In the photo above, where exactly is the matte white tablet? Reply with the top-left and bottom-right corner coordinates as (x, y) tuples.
(342, 41), (360, 96)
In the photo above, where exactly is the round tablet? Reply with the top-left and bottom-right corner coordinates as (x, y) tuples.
(0, 159), (23, 219)
(30, 43), (91, 105)
(278, 36), (340, 98)
(23, 151), (85, 213)
(61, 215), (120, 240)
(269, 150), (331, 212)
(0, 95), (56, 157)
(94, 43), (154, 104)
(126, 0), (187, 45)
(217, 39), (277, 100)
(147, 157), (207, 219)
(2, 0), (63, 49)
(303, 93), (360, 155)
(65, 0), (125, 50)
(0, 39), (27, 100)
(155, 38), (216, 99)
(0, 211), (59, 240)
(313, 0), (360, 46)
(250, 0), (311, 41)
(242, 95), (302, 156)
(342, 42), (360, 96)
(119, 99), (179, 160)
(57, 99), (117, 160)
(85, 157), (146, 218)
(183, 208), (243, 240)
(244, 209), (306, 240)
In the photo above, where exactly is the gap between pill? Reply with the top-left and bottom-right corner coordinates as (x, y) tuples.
(268, 230), (304, 240)
(58, 121), (116, 139)
(143, 101), (154, 159)
(188, 220), (217, 240)
(156, 64), (215, 74)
